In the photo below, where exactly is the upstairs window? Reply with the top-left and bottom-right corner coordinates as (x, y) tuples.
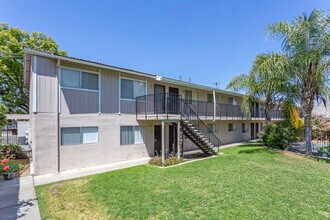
(207, 94), (213, 103)
(121, 78), (146, 100)
(228, 97), (237, 105)
(185, 90), (193, 104)
(61, 68), (99, 91)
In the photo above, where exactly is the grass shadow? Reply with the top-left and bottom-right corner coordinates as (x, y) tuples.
(238, 146), (278, 155)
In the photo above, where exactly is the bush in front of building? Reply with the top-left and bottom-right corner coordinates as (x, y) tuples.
(149, 156), (184, 167)
(0, 144), (27, 159)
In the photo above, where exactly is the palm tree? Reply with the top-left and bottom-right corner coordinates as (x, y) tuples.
(266, 9), (330, 154)
(227, 52), (289, 124)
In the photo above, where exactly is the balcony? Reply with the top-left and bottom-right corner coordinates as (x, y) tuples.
(136, 93), (282, 121)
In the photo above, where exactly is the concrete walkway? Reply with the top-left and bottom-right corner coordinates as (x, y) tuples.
(34, 157), (150, 186)
(0, 176), (41, 220)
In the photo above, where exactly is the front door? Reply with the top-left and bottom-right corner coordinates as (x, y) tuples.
(168, 87), (179, 114)
(169, 124), (177, 155)
(251, 123), (255, 139)
(154, 125), (162, 156)
(154, 85), (165, 114)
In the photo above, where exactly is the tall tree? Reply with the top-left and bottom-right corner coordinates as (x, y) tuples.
(227, 52), (289, 124)
(0, 104), (8, 131)
(266, 9), (330, 154)
(0, 23), (66, 113)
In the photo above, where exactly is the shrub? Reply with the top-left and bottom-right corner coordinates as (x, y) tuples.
(149, 156), (184, 167)
(261, 123), (294, 150)
(0, 144), (27, 159)
(149, 157), (162, 166)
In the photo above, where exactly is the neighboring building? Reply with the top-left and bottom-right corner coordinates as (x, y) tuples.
(1, 117), (29, 145)
(23, 47), (282, 175)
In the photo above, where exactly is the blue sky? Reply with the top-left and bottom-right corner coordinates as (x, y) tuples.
(1, 0), (329, 89)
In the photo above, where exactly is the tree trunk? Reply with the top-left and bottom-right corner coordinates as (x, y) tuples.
(264, 106), (272, 125)
(304, 113), (312, 155)
(264, 95), (274, 125)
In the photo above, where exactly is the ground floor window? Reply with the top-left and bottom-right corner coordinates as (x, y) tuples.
(242, 123), (248, 133)
(228, 123), (237, 131)
(120, 126), (144, 145)
(208, 123), (218, 133)
(61, 127), (98, 146)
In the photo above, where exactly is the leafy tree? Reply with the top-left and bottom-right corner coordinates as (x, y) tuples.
(227, 52), (290, 124)
(0, 23), (66, 113)
(266, 9), (330, 154)
(0, 104), (8, 131)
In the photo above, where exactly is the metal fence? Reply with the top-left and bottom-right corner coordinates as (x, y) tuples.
(1, 133), (18, 144)
(290, 132), (330, 158)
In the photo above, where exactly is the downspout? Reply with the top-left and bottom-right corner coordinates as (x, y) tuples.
(213, 90), (216, 122)
(56, 59), (61, 173)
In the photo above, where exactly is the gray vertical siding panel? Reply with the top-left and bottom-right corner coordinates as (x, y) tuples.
(121, 100), (136, 114)
(101, 69), (119, 113)
(61, 89), (99, 114)
(36, 56), (57, 113)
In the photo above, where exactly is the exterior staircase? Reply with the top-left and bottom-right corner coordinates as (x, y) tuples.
(178, 99), (221, 155)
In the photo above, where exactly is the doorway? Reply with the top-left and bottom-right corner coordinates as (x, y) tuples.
(169, 124), (177, 155)
(154, 125), (162, 156)
(251, 123), (255, 139)
(168, 87), (179, 114)
(255, 123), (259, 138)
(154, 84), (165, 114)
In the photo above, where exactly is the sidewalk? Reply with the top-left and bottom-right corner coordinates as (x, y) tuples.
(0, 176), (41, 220)
(34, 157), (150, 186)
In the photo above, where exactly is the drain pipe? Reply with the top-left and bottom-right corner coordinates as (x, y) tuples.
(212, 90), (216, 122)
(56, 59), (61, 173)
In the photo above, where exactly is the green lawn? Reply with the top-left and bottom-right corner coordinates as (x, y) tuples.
(36, 144), (330, 219)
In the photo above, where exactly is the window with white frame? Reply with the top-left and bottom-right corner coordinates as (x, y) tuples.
(228, 123), (237, 131)
(207, 94), (213, 103)
(185, 90), (193, 104)
(208, 123), (218, 133)
(120, 126), (144, 145)
(61, 68), (99, 90)
(242, 123), (248, 133)
(61, 127), (98, 146)
(228, 97), (237, 105)
(120, 78), (146, 100)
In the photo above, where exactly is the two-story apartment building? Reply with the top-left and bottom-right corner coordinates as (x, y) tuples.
(23, 47), (282, 175)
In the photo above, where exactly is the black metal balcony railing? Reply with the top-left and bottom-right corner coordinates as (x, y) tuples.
(136, 93), (282, 120)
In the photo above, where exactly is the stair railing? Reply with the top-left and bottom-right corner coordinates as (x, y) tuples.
(178, 97), (222, 152)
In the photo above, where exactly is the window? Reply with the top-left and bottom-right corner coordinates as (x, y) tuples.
(82, 72), (99, 90)
(228, 97), (237, 105)
(242, 123), (248, 133)
(121, 78), (146, 100)
(61, 127), (98, 146)
(228, 123), (237, 131)
(208, 123), (218, 133)
(207, 94), (213, 103)
(185, 90), (192, 104)
(61, 68), (99, 90)
(120, 126), (144, 145)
